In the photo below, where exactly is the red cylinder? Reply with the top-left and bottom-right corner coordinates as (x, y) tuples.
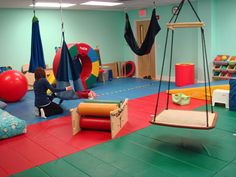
(80, 117), (111, 131)
(175, 63), (195, 87)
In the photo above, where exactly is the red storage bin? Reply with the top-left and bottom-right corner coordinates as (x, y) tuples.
(175, 63), (195, 86)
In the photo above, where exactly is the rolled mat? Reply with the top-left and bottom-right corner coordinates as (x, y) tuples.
(77, 103), (118, 117)
(80, 117), (111, 131)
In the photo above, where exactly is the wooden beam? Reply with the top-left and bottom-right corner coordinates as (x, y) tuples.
(110, 98), (128, 139)
(71, 108), (81, 135)
(166, 22), (205, 30)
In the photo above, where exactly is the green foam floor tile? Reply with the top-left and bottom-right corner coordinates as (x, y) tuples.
(213, 162), (236, 177)
(64, 151), (130, 177)
(39, 159), (89, 177)
(11, 167), (50, 177)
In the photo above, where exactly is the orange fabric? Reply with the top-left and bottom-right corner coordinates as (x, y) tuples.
(168, 85), (229, 100)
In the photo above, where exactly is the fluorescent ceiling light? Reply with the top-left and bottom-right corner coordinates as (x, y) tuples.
(81, 1), (123, 6)
(30, 2), (76, 8)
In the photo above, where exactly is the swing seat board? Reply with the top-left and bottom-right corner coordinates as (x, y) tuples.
(150, 109), (217, 129)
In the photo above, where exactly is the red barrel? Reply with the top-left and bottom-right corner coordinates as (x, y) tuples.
(175, 63), (195, 86)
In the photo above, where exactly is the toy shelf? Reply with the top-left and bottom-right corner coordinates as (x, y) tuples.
(212, 55), (236, 80)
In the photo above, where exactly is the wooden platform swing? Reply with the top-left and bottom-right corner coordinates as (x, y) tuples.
(150, 0), (217, 129)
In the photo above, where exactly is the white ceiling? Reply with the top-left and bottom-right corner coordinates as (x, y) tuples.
(0, 0), (182, 11)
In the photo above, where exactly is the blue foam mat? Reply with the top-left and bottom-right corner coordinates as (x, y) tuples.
(4, 78), (228, 125)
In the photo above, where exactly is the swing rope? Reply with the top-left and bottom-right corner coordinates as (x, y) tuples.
(59, 0), (65, 42)
(33, 0), (36, 17)
(32, 0), (38, 22)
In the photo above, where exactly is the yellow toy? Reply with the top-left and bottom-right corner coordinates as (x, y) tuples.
(46, 72), (56, 95)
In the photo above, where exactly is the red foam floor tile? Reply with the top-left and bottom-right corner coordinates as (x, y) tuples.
(0, 143), (34, 176)
(45, 117), (76, 142)
(7, 136), (57, 164)
(68, 130), (111, 150)
(1, 92), (206, 177)
(31, 131), (79, 157)
(0, 166), (8, 177)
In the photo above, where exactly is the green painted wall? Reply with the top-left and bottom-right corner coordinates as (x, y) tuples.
(1, 0), (236, 81)
(213, 0), (236, 56)
(0, 9), (124, 71)
(196, 0), (213, 81)
(195, 0), (236, 81)
(124, 2), (199, 78)
(125, 0), (236, 81)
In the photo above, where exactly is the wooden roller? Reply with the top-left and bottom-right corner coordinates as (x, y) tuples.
(77, 103), (118, 117)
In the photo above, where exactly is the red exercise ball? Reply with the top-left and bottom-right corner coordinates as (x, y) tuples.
(0, 70), (28, 102)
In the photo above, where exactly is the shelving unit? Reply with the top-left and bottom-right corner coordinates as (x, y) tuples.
(212, 55), (236, 80)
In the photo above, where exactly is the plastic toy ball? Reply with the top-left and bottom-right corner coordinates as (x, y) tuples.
(0, 70), (28, 102)
(215, 56), (221, 61)
(221, 55), (228, 61)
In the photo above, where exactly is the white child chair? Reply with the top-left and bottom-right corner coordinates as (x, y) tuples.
(212, 89), (229, 108)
